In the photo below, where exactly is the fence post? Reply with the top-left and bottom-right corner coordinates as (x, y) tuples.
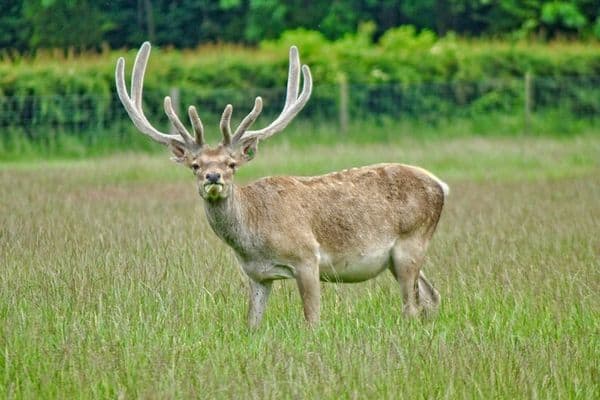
(524, 72), (533, 134)
(338, 74), (349, 134)
(169, 87), (180, 135)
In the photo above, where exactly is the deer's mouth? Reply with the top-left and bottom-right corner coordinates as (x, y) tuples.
(202, 182), (225, 198)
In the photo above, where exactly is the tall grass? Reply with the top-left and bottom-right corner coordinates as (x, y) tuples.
(1, 134), (599, 398)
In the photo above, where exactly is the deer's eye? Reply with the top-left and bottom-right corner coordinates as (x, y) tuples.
(191, 163), (200, 172)
(228, 162), (237, 170)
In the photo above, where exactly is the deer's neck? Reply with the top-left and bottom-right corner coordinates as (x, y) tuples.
(202, 185), (250, 255)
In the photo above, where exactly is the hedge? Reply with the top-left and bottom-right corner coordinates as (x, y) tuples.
(1, 26), (599, 139)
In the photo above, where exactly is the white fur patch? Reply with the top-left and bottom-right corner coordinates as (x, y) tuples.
(403, 165), (450, 197)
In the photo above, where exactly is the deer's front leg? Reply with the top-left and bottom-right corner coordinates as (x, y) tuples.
(248, 279), (272, 329)
(295, 262), (321, 326)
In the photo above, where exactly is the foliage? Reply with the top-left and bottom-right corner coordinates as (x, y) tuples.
(541, 1), (587, 32)
(0, 30), (599, 158)
(1, 0), (599, 53)
(22, 0), (110, 50)
(3, 30), (600, 89)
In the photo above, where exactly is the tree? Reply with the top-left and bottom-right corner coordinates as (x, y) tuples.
(0, 1), (30, 52)
(0, 0), (598, 52)
(23, 0), (110, 51)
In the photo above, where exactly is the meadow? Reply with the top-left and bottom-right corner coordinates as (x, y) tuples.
(1, 133), (599, 398)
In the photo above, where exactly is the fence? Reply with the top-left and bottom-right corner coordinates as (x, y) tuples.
(1, 75), (599, 141)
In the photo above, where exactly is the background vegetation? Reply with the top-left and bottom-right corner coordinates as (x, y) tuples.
(1, 27), (599, 159)
(0, 1), (599, 160)
(1, 2), (599, 398)
(2, 0), (600, 52)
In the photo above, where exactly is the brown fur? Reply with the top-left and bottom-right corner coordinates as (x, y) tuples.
(235, 164), (444, 258)
(191, 147), (448, 327)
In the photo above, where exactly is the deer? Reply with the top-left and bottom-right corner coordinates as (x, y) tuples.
(115, 42), (449, 328)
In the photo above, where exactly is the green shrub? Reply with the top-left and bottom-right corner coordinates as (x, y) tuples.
(1, 28), (599, 159)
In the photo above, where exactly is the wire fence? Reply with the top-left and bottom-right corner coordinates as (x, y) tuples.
(1, 75), (599, 140)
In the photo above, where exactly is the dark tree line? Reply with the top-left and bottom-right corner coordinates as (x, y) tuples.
(1, 0), (599, 52)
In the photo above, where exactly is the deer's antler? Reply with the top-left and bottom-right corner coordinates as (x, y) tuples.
(228, 46), (312, 148)
(117, 42), (311, 151)
(115, 42), (204, 149)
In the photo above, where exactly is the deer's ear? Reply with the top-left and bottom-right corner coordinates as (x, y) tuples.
(238, 139), (258, 163)
(169, 141), (187, 164)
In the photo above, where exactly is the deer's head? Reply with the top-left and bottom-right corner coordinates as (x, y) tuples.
(115, 42), (312, 202)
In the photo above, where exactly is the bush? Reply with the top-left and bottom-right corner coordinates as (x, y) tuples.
(0, 27), (599, 158)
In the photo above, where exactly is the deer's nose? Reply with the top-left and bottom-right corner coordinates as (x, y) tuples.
(205, 172), (221, 183)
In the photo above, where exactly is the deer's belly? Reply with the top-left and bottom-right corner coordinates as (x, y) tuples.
(239, 245), (393, 283)
(318, 247), (392, 283)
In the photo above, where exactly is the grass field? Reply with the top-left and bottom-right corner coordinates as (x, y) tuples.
(1, 134), (599, 398)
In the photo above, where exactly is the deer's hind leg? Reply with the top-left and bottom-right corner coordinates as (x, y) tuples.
(390, 239), (439, 317)
(417, 270), (440, 314)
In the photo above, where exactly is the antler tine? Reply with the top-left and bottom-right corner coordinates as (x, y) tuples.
(238, 46), (312, 144)
(240, 65), (312, 143)
(284, 46), (300, 110)
(115, 42), (195, 148)
(220, 105), (233, 146)
(188, 106), (205, 146)
(231, 97), (263, 145)
(130, 41), (150, 109)
(164, 96), (195, 145)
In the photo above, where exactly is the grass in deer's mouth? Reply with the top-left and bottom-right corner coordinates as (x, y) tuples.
(204, 182), (223, 191)
(202, 182), (224, 198)
(0, 135), (598, 399)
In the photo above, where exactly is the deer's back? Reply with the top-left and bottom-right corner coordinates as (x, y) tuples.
(239, 163), (446, 258)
